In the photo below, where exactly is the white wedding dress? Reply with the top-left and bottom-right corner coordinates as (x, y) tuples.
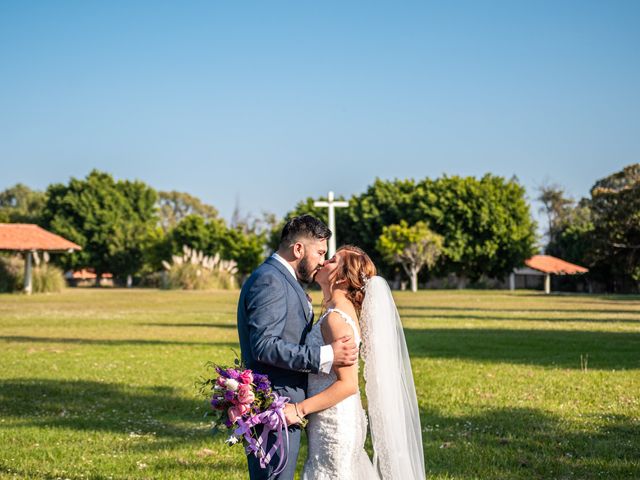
(303, 277), (426, 480)
(303, 308), (378, 480)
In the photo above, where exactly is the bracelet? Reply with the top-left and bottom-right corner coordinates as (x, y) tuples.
(293, 403), (308, 427)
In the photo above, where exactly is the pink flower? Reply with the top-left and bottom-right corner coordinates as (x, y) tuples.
(239, 370), (254, 385)
(228, 406), (242, 423)
(216, 376), (227, 387)
(238, 384), (256, 405)
(228, 403), (250, 423)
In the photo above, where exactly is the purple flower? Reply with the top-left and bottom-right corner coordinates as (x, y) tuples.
(224, 390), (235, 402)
(256, 381), (271, 392)
(227, 369), (241, 380)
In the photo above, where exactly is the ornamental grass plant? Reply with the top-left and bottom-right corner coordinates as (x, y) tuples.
(162, 246), (238, 290)
(0, 252), (65, 293)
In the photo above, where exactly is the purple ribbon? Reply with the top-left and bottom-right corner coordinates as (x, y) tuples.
(234, 394), (290, 475)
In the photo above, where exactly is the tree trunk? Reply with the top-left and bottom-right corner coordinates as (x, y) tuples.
(410, 267), (418, 292)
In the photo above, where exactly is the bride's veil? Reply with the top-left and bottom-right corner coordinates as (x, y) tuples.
(360, 276), (425, 480)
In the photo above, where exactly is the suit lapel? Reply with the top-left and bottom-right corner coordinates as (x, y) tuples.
(265, 257), (311, 323)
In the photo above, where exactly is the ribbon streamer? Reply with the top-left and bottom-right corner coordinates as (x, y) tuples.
(235, 394), (290, 475)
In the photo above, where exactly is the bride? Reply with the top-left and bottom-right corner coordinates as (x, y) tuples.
(283, 245), (425, 480)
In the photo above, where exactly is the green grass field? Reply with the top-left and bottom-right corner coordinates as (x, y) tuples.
(0, 288), (639, 479)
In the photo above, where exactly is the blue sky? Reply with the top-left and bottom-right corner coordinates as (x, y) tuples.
(1, 1), (638, 225)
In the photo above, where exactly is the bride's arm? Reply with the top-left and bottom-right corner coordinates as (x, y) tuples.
(296, 313), (359, 418)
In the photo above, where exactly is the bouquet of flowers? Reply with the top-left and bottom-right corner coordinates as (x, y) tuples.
(198, 360), (292, 474)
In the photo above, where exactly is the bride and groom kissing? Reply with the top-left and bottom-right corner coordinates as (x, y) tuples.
(237, 214), (425, 480)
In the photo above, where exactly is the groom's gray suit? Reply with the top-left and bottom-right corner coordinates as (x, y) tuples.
(237, 255), (322, 480)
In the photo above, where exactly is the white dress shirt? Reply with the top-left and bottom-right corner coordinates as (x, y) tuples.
(272, 253), (334, 374)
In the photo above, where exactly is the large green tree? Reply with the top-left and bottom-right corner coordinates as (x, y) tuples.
(279, 175), (537, 282)
(415, 175), (537, 280)
(41, 170), (158, 282)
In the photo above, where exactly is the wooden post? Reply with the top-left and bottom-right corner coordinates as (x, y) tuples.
(23, 251), (33, 295)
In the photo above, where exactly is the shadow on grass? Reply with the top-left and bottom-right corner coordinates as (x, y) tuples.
(0, 378), (208, 439)
(0, 336), (237, 348)
(398, 305), (640, 316)
(1, 378), (638, 479)
(405, 328), (640, 370)
(400, 312), (640, 325)
(0, 378), (252, 477)
(0, 451), (244, 480)
(423, 406), (640, 480)
(142, 323), (237, 329)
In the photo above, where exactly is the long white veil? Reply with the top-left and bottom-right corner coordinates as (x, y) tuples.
(360, 276), (425, 480)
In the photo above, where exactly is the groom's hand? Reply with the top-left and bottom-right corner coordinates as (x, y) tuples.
(331, 335), (358, 368)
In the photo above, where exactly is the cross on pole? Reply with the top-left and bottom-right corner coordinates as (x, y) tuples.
(314, 191), (349, 258)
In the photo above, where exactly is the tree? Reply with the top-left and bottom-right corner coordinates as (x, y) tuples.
(221, 227), (266, 278)
(280, 175), (537, 282)
(546, 199), (594, 265)
(169, 214), (228, 256)
(377, 220), (444, 292)
(536, 183), (574, 245)
(342, 179), (420, 272)
(108, 180), (159, 281)
(588, 164), (640, 291)
(41, 170), (158, 283)
(415, 175), (537, 281)
(170, 215), (212, 253)
(268, 195), (352, 253)
(158, 191), (219, 232)
(276, 181), (413, 269)
(0, 183), (46, 223)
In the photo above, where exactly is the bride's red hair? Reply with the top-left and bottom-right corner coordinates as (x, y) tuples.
(332, 245), (377, 314)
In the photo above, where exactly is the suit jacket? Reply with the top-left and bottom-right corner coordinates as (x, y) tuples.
(237, 256), (321, 390)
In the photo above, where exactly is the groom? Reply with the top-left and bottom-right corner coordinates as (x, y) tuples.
(237, 214), (359, 480)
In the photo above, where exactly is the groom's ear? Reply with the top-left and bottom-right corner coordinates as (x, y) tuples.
(292, 242), (305, 259)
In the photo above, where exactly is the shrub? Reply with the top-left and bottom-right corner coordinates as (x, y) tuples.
(0, 252), (65, 293)
(0, 255), (24, 293)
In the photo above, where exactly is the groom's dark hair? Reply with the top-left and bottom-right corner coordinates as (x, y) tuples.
(280, 214), (332, 247)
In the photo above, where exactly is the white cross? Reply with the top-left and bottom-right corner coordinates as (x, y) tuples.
(314, 191), (349, 258)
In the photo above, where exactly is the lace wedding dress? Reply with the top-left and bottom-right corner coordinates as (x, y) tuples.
(302, 308), (379, 480)
(303, 277), (425, 480)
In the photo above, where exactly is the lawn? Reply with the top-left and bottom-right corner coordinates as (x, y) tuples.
(0, 288), (639, 479)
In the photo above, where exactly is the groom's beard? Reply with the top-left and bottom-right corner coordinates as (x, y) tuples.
(297, 257), (318, 286)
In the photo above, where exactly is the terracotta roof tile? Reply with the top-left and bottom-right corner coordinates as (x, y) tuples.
(524, 255), (588, 275)
(0, 223), (82, 252)
(69, 268), (112, 279)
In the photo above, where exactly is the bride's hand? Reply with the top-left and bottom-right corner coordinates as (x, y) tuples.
(283, 403), (302, 426)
